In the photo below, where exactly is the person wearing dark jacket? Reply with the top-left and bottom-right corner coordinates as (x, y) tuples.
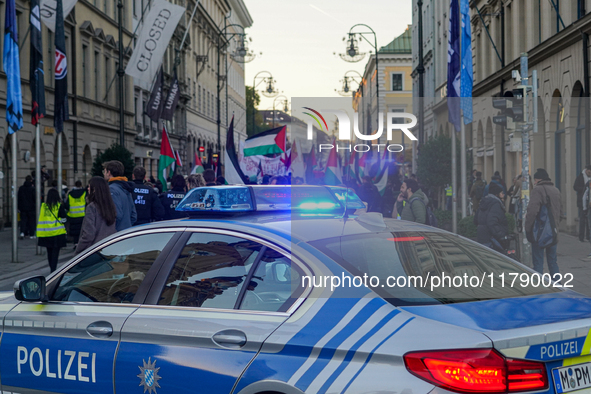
(573, 165), (591, 242)
(474, 182), (508, 250)
(63, 180), (86, 244)
(526, 168), (562, 276)
(76, 177), (117, 253)
(103, 160), (137, 231)
(131, 166), (164, 226)
(203, 169), (217, 186)
(18, 175), (36, 239)
(160, 175), (188, 220)
(358, 176), (382, 213)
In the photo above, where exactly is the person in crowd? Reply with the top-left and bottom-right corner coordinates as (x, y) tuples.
(160, 174), (187, 220)
(395, 178), (428, 224)
(574, 164), (591, 242)
(494, 171), (507, 191)
(75, 177), (117, 254)
(187, 173), (206, 190)
(61, 181), (69, 201)
(261, 175), (271, 185)
(18, 175), (36, 239)
(469, 171), (486, 213)
(483, 174), (507, 198)
(525, 168), (562, 276)
(269, 175), (289, 185)
(37, 188), (67, 272)
(131, 166), (164, 226)
(31, 165), (51, 202)
(216, 176), (227, 185)
(507, 175), (522, 215)
(474, 182), (508, 250)
(203, 169), (217, 186)
(381, 180), (398, 218)
(582, 180), (591, 257)
(63, 180), (86, 246)
(359, 176), (382, 213)
(103, 160), (136, 231)
(445, 184), (453, 211)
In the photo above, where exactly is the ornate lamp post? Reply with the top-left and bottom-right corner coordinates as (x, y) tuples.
(252, 71), (277, 134)
(335, 70), (363, 96)
(272, 95), (289, 127)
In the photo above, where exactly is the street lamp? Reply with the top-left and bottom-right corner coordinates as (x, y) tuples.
(335, 70), (363, 96)
(334, 34), (367, 63)
(231, 34), (261, 63)
(343, 25), (379, 140)
(252, 71), (277, 135)
(273, 95), (289, 127)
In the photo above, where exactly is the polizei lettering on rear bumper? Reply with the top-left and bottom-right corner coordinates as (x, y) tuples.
(17, 347), (96, 382)
(541, 340), (578, 359)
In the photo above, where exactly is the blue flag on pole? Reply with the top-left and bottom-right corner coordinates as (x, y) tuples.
(3, 0), (23, 134)
(460, 0), (473, 124)
(447, 0), (461, 132)
(54, 0), (69, 134)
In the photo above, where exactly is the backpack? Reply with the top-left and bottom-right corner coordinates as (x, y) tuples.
(532, 188), (558, 249)
(473, 182), (485, 200)
(409, 197), (439, 227)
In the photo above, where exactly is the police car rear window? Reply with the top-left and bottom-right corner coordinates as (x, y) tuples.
(310, 232), (559, 305)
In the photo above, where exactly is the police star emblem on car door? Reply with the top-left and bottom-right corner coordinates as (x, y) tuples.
(137, 357), (161, 393)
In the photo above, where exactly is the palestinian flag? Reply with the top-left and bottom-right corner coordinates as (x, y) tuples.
(357, 151), (369, 179)
(224, 116), (245, 184)
(344, 152), (358, 184)
(244, 126), (286, 157)
(175, 150), (183, 167)
(324, 140), (342, 186)
(374, 165), (389, 196)
(191, 153), (204, 174)
(158, 126), (175, 192)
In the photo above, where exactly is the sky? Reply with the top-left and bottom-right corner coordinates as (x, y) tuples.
(243, 0), (413, 111)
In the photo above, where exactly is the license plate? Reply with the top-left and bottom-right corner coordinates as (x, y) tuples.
(553, 363), (591, 393)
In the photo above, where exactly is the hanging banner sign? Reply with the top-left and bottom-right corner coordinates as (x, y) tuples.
(125, 0), (185, 85)
(40, 0), (77, 32)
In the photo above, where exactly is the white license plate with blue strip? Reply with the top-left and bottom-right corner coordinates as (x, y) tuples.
(553, 363), (591, 393)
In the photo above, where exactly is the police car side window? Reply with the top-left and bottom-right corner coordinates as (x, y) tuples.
(158, 233), (263, 309)
(52, 233), (174, 303)
(239, 248), (304, 313)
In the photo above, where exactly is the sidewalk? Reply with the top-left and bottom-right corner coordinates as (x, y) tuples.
(0, 229), (76, 291)
(546, 232), (591, 297)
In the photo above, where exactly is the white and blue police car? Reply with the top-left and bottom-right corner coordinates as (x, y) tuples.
(0, 185), (590, 394)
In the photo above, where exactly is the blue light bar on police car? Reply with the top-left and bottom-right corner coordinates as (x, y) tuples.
(176, 185), (363, 214)
(176, 186), (254, 212)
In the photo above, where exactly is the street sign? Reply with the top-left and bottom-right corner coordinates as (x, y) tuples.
(199, 146), (205, 152)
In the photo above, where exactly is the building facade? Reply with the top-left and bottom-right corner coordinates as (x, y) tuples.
(0, 0), (252, 225)
(413, 0), (591, 235)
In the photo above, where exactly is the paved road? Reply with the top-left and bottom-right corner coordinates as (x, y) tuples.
(0, 227), (590, 294)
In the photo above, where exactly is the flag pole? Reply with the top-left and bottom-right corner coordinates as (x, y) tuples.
(58, 132), (62, 200)
(12, 133), (18, 263)
(452, 124), (457, 234)
(461, 114), (467, 218)
(35, 124), (42, 254)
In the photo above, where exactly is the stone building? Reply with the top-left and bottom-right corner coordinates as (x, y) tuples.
(0, 0), (252, 226)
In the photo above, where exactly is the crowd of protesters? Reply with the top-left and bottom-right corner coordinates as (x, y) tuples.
(16, 157), (574, 278)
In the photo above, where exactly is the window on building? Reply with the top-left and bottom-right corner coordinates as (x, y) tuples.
(392, 73), (403, 91)
(94, 51), (100, 101)
(103, 0), (107, 14)
(82, 45), (88, 97)
(105, 56), (110, 104)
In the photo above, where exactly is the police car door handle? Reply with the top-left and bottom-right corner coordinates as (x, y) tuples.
(86, 321), (114, 338)
(212, 330), (247, 349)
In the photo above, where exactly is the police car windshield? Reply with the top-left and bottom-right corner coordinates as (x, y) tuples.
(310, 231), (560, 306)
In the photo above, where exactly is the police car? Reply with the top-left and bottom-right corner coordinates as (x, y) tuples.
(1, 185), (591, 394)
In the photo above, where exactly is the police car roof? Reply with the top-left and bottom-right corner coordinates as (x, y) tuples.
(126, 213), (445, 243)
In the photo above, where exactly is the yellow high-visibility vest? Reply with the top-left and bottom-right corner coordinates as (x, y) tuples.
(67, 192), (86, 218)
(36, 203), (66, 238)
(445, 186), (453, 196)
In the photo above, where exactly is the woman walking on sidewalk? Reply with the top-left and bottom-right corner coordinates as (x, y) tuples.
(36, 188), (67, 272)
(75, 177), (117, 254)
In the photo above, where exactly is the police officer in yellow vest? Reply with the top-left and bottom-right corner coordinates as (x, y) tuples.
(445, 184), (453, 211)
(37, 189), (67, 272)
(64, 180), (86, 245)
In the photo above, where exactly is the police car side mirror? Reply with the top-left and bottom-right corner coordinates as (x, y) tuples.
(14, 276), (47, 302)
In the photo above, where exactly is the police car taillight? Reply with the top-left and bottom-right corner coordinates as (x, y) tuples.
(404, 349), (547, 393)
